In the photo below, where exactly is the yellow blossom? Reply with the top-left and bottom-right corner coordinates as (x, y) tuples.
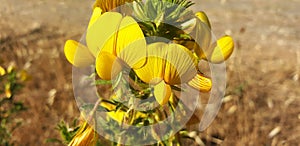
(206, 35), (234, 63)
(64, 7), (212, 105)
(7, 63), (15, 73)
(5, 83), (12, 98)
(0, 66), (5, 76)
(93, 0), (134, 12)
(195, 11), (211, 29)
(100, 100), (147, 124)
(64, 7), (147, 80)
(64, 40), (94, 67)
(192, 11), (234, 63)
(68, 122), (98, 146)
(64, 1), (234, 144)
(87, 9), (147, 80)
(17, 70), (31, 82)
(64, 7), (102, 67)
(64, 7), (221, 106)
(134, 42), (212, 105)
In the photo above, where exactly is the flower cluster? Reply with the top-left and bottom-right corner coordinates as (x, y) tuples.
(64, 0), (234, 145)
(0, 64), (29, 145)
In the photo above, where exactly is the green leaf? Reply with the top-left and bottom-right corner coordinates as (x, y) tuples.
(94, 79), (112, 85)
(45, 138), (62, 144)
(80, 103), (108, 112)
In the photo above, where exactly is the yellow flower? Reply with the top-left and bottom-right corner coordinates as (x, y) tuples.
(195, 11), (211, 29)
(93, 0), (134, 12)
(134, 42), (212, 105)
(193, 11), (234, 63)
(0, 66), (5, 76)
(88, 11), (147, 80)
(206, 35), (234, 63)
(7, 63), (15, 73)
(68, 122), (98, 146)
(5, 83), (12, 98)
(64, 7), (102, 67)
(64, 7), (147, 80)
(64, 40), (95, 67)
(64, 7), (213, 106)
(100, 100), (147, 124)
(17, 70), (30, 82)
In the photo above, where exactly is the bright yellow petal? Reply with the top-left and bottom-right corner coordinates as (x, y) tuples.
(64, 40), (94, 67)
(100, 101), (146, 124)
(68, 122), (98, 146)
(5, 83), (12, 98)
(96, 52), (122, 80)
(88, 7), (102, 29)
(154, 81), (172, 105)
(17, 70), (30, 82)
(135, 43), (197, 85)
(134, 56), (164, 84)
(7, 63), (15, 73)
(164, 44), (197, 85)
(107, 110), (147, 124)
(195, 11), (211, 29)
(86, 12), (123, 56)
(193, 14), (212, 59)
(188, 74), (212, 92)
(87, 12), (147, 68)
(100, 101), (124, 123)
(93, 0), (134, 12)
(0, 66), (5, 76)
(107, 111), (125, 124)
(114, 16), (147, 69)
(134, 43), (167, 84)
(207, 35), (234, 63)
(100, 101), (115, 111)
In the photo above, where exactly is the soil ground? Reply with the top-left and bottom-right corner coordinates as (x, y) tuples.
(1, 0), (299, 145)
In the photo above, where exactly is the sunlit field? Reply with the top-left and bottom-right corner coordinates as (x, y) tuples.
(1, 0), (299, 145)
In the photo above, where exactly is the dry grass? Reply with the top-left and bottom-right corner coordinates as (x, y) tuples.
(1, 0), (299, 145)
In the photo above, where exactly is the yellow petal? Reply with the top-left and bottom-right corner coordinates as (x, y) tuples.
(100, 101), (115, 111)
(114, 16), (147, 69)
(17, 70), (30, 81)
(86, 12), (123, 56)
(101, 100), (125, 123)
(134, 57), (165, 84)
(100, 101), (146, 124)
(134, 42), (167, 84)
(193, 14), (212, 59)
(64, 40), (94, 67)
(195, 11), (211, 29)
(100, 102), (125, 123)
(107, 110), (147, 124)
(68, 122), (98, 146)
(107, 111), (125, 124)
(164, 44), (197, 85)
(5, 83), (12, 98)
(188, 74), (212, 92)
(86, 12), (147, 67)
(0, 66), (5, 76)
(88, 7), (102, 29)
(207, 35), (234, 63)
(96, 52), (122, 80)
(93, 0), (134, 12)
(7, 63), (15, 73)
(135, 43), (197, 85)
(154, 81), (172, 105)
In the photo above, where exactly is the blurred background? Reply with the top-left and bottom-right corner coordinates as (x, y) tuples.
(0, 0), (299, 145)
